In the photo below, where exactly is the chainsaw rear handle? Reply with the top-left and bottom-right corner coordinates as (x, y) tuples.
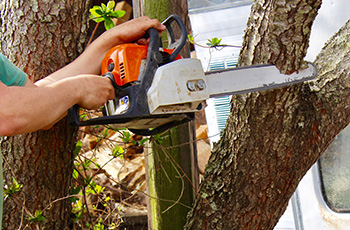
(162, 14), (187, 62)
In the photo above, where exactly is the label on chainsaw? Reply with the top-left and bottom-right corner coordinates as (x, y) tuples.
(115, 96), (130, 114)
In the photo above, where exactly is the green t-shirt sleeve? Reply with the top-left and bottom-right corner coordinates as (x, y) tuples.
(0, 53), (28, 86)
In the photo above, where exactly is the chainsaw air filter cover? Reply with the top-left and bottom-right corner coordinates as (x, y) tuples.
(101, 44), (148, 87)
(101, 44), (181, 87)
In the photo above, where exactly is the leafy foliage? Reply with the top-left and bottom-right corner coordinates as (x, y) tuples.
(3, 177), (22, 199)
(206, 37), (225, 47)
(69, 127), (149, 229)
(27, 210), (45, 224)
(89, 1), (126, 30)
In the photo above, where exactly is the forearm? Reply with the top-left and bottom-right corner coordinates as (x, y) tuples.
(36, 28), (123, 86)
(35, 47), (106, 87)
(0, 74), (114, 136)
(0, 81), (80, 136)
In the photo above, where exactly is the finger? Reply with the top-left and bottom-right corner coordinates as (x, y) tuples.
(156, 23), (166, 32)
(137, 38), (148, 45)
(149, 18), (166, 32)
(108, 88), (115, 100)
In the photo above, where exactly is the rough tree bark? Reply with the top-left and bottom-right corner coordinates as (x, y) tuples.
(0, 1), (91, 229)
(184, 0), (350, 229)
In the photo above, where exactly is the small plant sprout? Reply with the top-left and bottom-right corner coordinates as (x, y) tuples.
(89, 1), (126, 30)
(3, 177), (23, 199)
(206, 37), (225, 47)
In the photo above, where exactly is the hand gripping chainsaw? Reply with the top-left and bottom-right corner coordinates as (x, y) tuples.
(68, 15), (317, 136)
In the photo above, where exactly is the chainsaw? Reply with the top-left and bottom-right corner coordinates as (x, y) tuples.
(68, 15), (317, 136)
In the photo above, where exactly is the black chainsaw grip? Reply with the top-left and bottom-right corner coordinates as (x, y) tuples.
(67, 104), (81, 126)
(145, 28), (163, 65)
(162, 14), (187, 62)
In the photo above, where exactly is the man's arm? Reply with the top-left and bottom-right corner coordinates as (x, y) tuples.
(37, 17), (166, 87)
(0, 17), (165, 136)
(0, 75), (114, 136)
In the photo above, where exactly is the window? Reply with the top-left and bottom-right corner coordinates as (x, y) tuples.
(319, 124), (350, 212)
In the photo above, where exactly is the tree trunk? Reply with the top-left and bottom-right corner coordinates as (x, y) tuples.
(0, 1), (91, 229)
(184, 0), (350, 229)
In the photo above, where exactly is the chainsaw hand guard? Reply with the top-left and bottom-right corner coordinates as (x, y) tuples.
(162, 14), (187, 63)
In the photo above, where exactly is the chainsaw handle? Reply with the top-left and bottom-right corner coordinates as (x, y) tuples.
(162, 15), (187, 62)
(145, 28), (163, 64)
(67, 74), (124, 127)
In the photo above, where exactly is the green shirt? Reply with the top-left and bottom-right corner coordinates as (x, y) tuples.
(0, 53), (28, 228)
(0, 53), (27, 86)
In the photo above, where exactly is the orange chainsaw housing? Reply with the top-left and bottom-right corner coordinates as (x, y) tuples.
(101, 43), (182, 87)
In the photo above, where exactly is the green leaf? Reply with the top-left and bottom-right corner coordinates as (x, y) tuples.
(3, 177), (23, 198)
(122, 131), (130, 142)
(70, 185), (81, 202)
(74, 141), (83, 157)
(114, 146), (124, 154)
(111, 145), (124, 158)
(139, 137), (149, 146)
(94, 220), (105, 230)
(206, 37), (225, 47)
(102, 128), (108, 137)
(84, 176), (92, 186)
(28, 210), (45, 223)
(101, 3), (107, 12)
(90, 5), (100, 10)
(104, 16), (115, 30)
(89, 7), (103, 17)
(72, 169), (79, 179)
(108, 10), (126, 19)
(83, 158), (95, 169)
(187, 34), (194, 43)
(93, 17), (105, 23)
(95, 184), (105, 194)
(80, 113), (87, 120)
(95, 9), (104, 16)
(106, 1), (116, 12)
(71, 185), (81, 195)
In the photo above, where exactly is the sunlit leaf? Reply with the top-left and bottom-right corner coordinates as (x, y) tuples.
(106, 1), (115, 12)
(72, 169), (79, 179)
(108, 10), (126, 18)
(101, 3), (107, 12)
(74, 141), (83, 157)
(104, 16), (115, 30)
(94, 17), (105, 23)
(89, 7), (103, 17)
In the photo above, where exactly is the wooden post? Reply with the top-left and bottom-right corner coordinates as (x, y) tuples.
(133, 0), (199, 229)
(112, 1), (133, 25)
